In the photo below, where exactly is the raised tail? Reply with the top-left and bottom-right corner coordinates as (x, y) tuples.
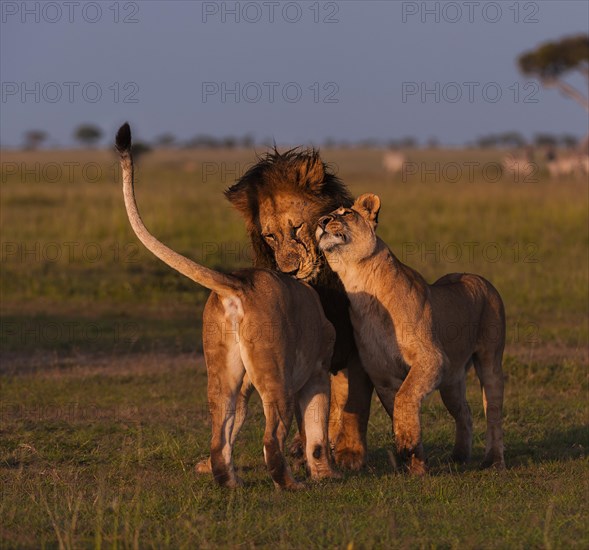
(115, 123), (240, 297)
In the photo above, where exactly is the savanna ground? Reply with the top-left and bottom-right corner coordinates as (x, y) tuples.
(1, 146), (587, 548)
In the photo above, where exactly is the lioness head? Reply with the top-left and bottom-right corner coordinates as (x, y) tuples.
(316, 193), (381, 264)
(225, 149), (353, 281)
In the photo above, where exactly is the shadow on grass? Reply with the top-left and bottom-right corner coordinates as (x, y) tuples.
(507, 425), (588, 466)
(354, 424), (588, 478)
(0, 313), (201, 374)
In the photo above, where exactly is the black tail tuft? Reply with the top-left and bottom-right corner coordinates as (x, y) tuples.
(115, 123), (132, 153)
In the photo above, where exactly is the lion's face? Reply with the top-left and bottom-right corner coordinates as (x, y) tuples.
(316, 194), (381, 264)
(224, 148), (353, 282)
(259, 192), (326, 281)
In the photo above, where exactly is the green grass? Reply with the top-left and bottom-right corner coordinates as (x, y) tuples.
(1, 147), (588, 547)
(1, 355), (587, 548)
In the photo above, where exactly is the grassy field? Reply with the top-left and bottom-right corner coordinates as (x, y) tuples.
(1, 146), (588, 548)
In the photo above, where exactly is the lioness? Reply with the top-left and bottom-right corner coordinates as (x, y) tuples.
(116, 123), (338, 489)
(317, 194), (506, 474)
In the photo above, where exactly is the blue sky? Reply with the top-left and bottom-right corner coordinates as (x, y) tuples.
(2, 1), (588, 147)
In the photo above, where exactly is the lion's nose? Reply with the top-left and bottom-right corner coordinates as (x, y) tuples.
(318, 215), (332, 230)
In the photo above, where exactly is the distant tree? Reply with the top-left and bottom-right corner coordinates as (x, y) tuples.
(358, 138), (378, 148)
(388, 137), (418, 149)
(23, 130), (47, 150)
(74, 124), (103, 147)
(476, 135), (499, 148)
(187, 135), (221, 148)
(534, 133), (558, 148)
(155, 133), (176, 148)
(518, 34), (588, 112)
(324, 137), (336, 148)
(500, 131), (526, 148)
(222, 136), (237, 149)
(520, 34), (589, 155)
(400, 136), (418, 149)
(132, 141), (152, 161)
(560, 134), (579, 149)
(426, 137), (439, 149)
(241, 134), (255, 148)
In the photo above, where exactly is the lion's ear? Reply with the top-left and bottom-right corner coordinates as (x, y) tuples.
(297, 153), (325, 193)
(354, 193), (381, 228)
(225, 181), (258, 223)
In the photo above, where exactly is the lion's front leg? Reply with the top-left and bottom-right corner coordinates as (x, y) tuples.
(393, 362), (440, 476)
(333, 353), (373, 471)
(327, 369), (348, 448)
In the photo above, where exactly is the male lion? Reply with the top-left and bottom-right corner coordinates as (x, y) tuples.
(224, 149), (373, 470)
(116, 124), (338, 489)
(317, 194), (506, 474)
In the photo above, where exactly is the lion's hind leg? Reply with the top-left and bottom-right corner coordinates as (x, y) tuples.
(197, 373), (253, 476)
(297, 369), (340, 481)
(439, 376), (473, 464)
(207, 346), (247, 488)
(473, 350), (505, 470)
(242, 353), (301, 490)
(260, 394), (303, 490)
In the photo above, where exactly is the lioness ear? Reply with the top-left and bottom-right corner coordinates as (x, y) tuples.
(354, 193), (381, 227)
(297, 153), (325, 193)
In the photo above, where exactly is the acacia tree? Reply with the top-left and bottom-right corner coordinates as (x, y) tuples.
(518, 34), (589, 111)
(519, 34), (589, 152)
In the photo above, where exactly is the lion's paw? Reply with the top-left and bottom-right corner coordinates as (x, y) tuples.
(195, 457), (212, 474)
(280, 480), (306, 491)
(334, 445), (366, 471)
(480, 458), (506, 471)
(312, 468), (342, 481)
(407, 455), (427, 476)
(224, 476), (244, 489)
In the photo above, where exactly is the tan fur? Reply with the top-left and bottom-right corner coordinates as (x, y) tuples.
(317, 194), (506, 474)
(116, 124), (338, 489)
(225, 149), (374, 470)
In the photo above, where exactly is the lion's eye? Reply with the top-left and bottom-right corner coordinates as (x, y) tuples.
(343, 210), (354, 217)
(293, 223), (304, 235)
(264, 234), (276, 242)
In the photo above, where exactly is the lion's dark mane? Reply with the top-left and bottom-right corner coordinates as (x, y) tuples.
(225, 148), (355, 371)
(225, 148), (352, 274)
